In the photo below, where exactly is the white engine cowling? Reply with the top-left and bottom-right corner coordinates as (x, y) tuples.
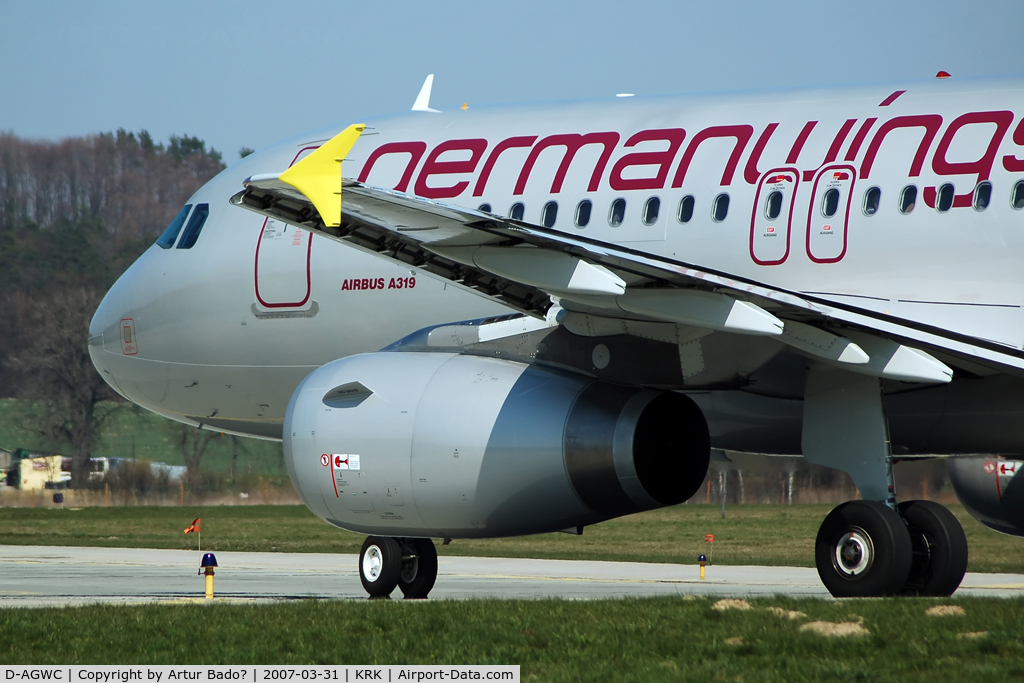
(285, 352), (710, 538)
(947, 455), (1024, 537)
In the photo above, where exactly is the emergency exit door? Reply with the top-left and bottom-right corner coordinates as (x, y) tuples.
(806, 164), (856, 264)
(749, 168), (799, 266)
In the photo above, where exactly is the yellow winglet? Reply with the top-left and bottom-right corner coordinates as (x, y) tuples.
(278, 123), (366, 227)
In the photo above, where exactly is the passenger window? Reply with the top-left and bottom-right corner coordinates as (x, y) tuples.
(609, 198), (626, 227)
(541, 201), (558, 228)
(973, 182), (991, 211)
(899, 185), (917, 215)
(642, 197), (660, 225)
(936, 183), (955, 213)
(863, 187), (881, 216)
(677, 195), (695, 223)
(176, 203), (209, 249)
(712, 193), (730, 222)
(765, 191), (783, 220)
(509, 203), (525, 220)
(478, 203), (492, 213)
(156, 205), (192, 249)
(575, 200), (592, 228)
(1011, 180), (1024, 210)
(821, 188), (840, 218)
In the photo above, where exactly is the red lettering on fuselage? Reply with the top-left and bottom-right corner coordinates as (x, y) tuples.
(813, 119), (858, 180)
(609, 129), (687, 191)
(860, 115), (943, 179)
(352, 106), (1024, 212)
(358, 142), (428, 192)
(743, 123), (780, 184)
(340, 277), (416, 291)
(786, 121), (818, 164)
(1001, 117), (1024, 172)
(671, 125), (753, 188)
(844, 118), (877, 162)
(514, 132), (620, 195)
(413, 138), (488, 199)
(473, 136), (537, 196)
(926, 110), (1014, 208)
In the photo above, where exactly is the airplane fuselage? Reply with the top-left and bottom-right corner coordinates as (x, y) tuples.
(90, 76), (1024, 452)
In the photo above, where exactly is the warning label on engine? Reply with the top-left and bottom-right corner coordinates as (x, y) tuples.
(328, 454), (361, 499)
(332, 453), (359, 471)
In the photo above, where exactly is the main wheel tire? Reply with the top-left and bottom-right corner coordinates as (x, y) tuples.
(815, 500), (913, 597)
(898, 500), (968, 597)
(398, 538), (438, 599)
(359, 536), (401, 597)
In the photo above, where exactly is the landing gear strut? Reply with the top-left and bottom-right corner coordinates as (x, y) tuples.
(803, 365), (968, 598)
(358, 536), (438, 599)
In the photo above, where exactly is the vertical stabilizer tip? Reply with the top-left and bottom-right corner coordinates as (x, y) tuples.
(412, 74), (441, 112)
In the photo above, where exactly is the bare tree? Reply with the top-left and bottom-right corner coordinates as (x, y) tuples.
(9, 288), (120, 487)
(175, 423), (219, 493)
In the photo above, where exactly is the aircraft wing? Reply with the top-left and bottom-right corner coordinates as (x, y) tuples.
(231, 125), (1024, 382)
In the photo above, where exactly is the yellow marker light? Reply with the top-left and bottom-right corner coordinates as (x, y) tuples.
(199, 552), (219, 599)
(278, 123), (366, 228)
(699, 553), (707, 581)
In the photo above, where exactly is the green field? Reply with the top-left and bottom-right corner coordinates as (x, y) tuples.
(1, 597), (1022, 678)
(0, 398), (287, 476)
(1, 503), (1022, 573)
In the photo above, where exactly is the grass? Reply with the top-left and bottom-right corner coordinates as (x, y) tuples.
(1, 503), (1021, 573)
(0, 596), (1022, 679)
(0, 398), (287, 476)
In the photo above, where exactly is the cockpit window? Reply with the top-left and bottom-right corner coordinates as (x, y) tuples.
(156, 205), (192, 249)
(176, 203), (210, 249)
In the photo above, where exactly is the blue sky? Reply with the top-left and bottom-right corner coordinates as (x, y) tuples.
(3, 0), (1022, 162)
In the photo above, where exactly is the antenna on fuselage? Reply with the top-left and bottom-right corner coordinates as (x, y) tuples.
(412, 74), (441, 113)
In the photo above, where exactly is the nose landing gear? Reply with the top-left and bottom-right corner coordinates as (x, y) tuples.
(358, 536), (439, 599)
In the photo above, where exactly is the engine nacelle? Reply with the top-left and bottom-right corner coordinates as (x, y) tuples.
(947, 456), (1024, 537)
(284, 352), (710, 538)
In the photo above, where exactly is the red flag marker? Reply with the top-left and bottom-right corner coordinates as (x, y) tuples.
(184, 518), (200, 534)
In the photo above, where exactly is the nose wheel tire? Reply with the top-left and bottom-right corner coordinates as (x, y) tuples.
(398, 538), (439, 599)
(898, 500), (968, 597)
(815, 500), (912, 597)
(359, 536), (402, 597)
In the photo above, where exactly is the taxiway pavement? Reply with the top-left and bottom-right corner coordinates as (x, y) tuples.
(1, 545), (1022, 607)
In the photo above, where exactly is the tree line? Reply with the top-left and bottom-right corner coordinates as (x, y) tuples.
(0, 130), (227, 486)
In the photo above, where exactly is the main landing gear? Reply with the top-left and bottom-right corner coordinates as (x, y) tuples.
(803, 364), (968, 598)
(815, 499), (968, 597)
(358, 536), (438, 599)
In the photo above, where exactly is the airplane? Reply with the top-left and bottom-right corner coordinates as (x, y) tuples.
(88, 73), (1024, 600)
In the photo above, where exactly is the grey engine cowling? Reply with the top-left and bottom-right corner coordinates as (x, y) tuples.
(947, 455), (1024, 537)
(284, 352), (710, 538)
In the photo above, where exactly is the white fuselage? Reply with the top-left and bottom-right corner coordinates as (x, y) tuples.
(89, 77), (1024, 444)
